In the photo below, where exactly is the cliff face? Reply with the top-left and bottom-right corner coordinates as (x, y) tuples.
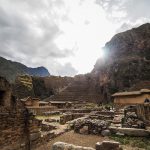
(0, 57), (50, 83)
(92, 23), (150, 102)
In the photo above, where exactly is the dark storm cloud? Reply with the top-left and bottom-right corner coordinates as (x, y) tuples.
(0, 0), (76, 76)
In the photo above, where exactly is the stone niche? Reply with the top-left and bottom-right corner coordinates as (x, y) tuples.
(0, 76), (12, 107)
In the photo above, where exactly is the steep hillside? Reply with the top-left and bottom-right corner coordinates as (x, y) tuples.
(92, 23), (150, 102)
(0, 56), (50, 82)
(49, 23), (150, 103)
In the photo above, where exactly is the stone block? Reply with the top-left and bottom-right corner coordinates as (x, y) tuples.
(102, 141), (119, 150)
(95, 142), (103, 150)
(101, 130), (111, 136)
(80, 126), (89, 134)
(52, 142), (95, 150)
(111, 127), (150, 137)
(30, 132), (41, 141)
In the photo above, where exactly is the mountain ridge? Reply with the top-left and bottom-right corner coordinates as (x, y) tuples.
(0, 56), (50, 83)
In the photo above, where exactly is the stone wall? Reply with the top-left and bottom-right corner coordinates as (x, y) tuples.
(0, 101), (41, 150)
(136, 103), (150, 123)
(60, 113), (85, 124)
(0, 76), (42, 150)
(0, 77), (12, 107)
(27, 106), (56, 115)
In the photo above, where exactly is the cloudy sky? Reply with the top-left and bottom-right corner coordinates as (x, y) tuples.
(0, 0), (150, 76)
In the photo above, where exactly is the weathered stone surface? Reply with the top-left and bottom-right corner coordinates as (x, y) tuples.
(0, 77), (42, 150)
(101, 129), (111, 136)
(52, 142), (95, 150)
(74, 118), (110, 135)
(92, 23), (150, 102)
(96, 141), (120, 150)
(30, 132), (41, 141)
(109, 127), (150, 137)
(79, 126), (89, 134)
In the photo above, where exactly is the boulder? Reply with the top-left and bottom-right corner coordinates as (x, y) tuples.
(109, 127), (150, 137)
(79, 126), (89, 134)
(30, 132), (41, 141)
(96, 141), (120, 150)
(52, 142), (95, 150)
(101, 130), (111, 136)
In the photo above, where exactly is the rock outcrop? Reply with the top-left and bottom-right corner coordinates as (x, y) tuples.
(91, 23), (150, 102)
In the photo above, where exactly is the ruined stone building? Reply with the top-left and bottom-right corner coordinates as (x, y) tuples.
(21, 96), (40, 107)
(0, 76), (41, 150)
(20, 96), (55, 115)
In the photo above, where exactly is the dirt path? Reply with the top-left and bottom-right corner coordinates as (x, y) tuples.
(37, 130), (109, 150)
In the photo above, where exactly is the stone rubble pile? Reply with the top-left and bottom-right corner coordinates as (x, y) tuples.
(74, 118), (110, 135)
(123, 112), (145, 129)
(41, 123), (56, 131)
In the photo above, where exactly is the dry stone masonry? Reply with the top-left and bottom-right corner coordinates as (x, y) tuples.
(0, 77), (41, 150)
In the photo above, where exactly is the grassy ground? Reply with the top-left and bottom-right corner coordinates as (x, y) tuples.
(110, 134), (150, 150)
(35, 114), (62, 120)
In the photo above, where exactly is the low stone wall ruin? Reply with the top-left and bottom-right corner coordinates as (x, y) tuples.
(60, 113), (85, 124)
(74, 118), (110, 135)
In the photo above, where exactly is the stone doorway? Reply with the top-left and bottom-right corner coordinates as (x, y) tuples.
(0, 90), (5, 106)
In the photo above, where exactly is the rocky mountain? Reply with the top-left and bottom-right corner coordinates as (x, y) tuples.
(92, 23), (150, 102)
(48, 23), (150, 103)
(0, 56), (50, 82)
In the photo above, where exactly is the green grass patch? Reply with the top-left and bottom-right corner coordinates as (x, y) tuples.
(35, 114), (62, 120)
(110, 134), (150, 150)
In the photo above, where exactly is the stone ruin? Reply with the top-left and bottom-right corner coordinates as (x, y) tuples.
(69, 110), (115, 136)
(74, 118), (110, 136)
(110, 104), (150, 137)
(0, 77), (42, 150)
(60, 112), (85, 124)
